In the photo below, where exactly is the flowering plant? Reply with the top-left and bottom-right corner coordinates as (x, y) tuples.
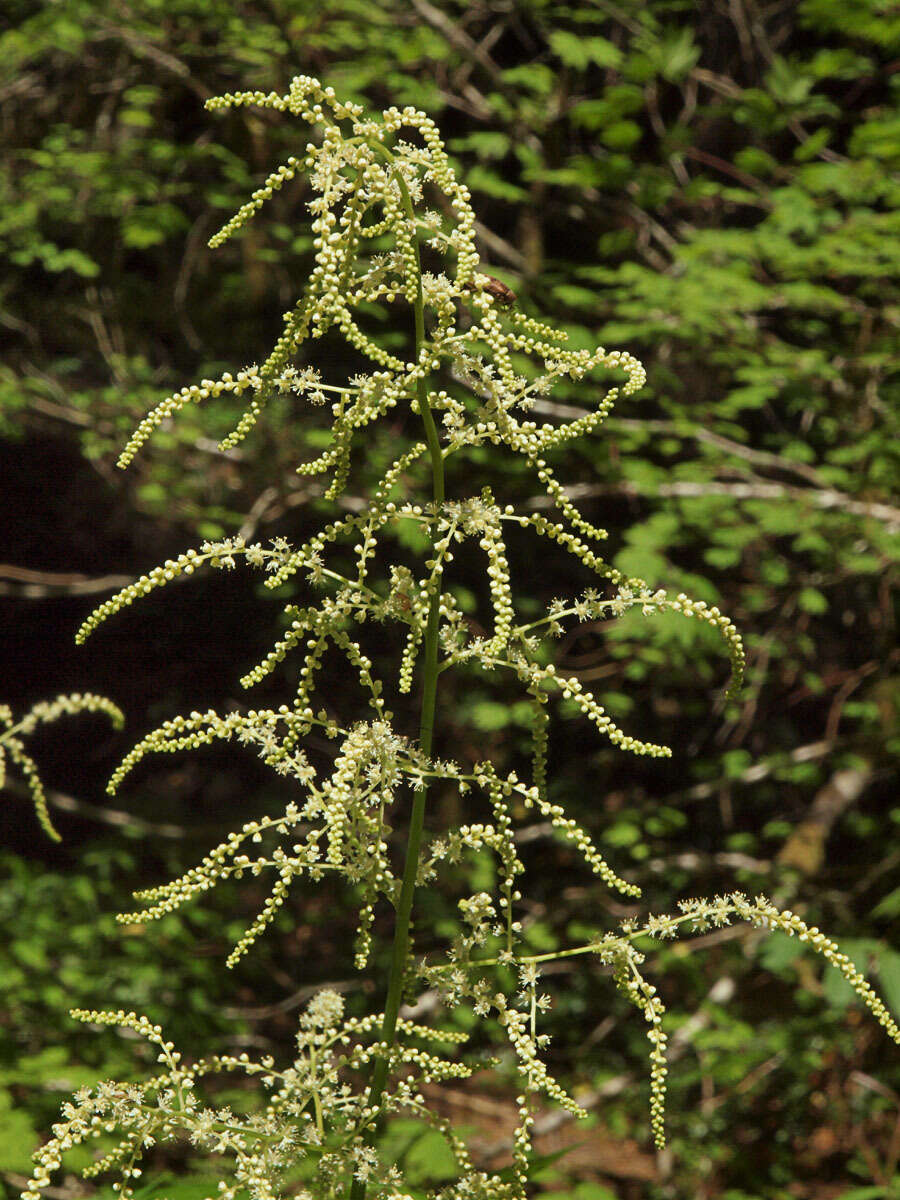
(2, 693), (123, 841)
(22, 77), (898, 1200)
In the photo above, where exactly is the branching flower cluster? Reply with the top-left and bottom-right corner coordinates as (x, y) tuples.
(1, 692), (123, 841)
(23, 994), (479, 1200)
(24, 76), (897, 1200)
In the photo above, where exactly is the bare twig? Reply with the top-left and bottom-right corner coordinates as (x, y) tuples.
(824, 662), (879, 743)
(683, 144), (770, 194)
(690, 66), (743, 99)
(472, 219), (528, 271)
(409, 0), (501, 80)
(525, 477), (900, 529)
(647, 850), (773, 875)
(532, 404), (827, 486)
(91, 19), (214, 101)
(0, 564), (133, 598)
(524, 403), (900, 527)
(222, 978), (359, 1020)
(2, 776), (188, 839)
(778, 763), (873, 876)
(681, 740), (833, 801)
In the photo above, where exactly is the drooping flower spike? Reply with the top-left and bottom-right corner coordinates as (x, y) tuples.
(26, 78), (897, 1200)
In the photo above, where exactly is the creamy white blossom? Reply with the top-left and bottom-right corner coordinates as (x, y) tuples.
(23, 75), (898, 1200)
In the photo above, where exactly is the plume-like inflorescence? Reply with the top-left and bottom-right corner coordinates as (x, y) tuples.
(25, 76), (898, 1200)
(1, 693), (123, 841)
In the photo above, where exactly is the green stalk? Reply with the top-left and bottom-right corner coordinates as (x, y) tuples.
(349, 155), (445, 1200)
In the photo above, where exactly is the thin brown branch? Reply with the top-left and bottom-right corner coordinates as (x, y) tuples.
(532, 404), (831, 487)
(3, 776), (188, 839)
(409, 0), (502, 81)
(681, 740), (833, 802)
(525, 403), (900, 527)
(91, 19), (214, 101)
(222, 978), (359, 1021)
(0, 564), (133, 598)
(525, 477), (900, 529)
(684, 144), (770, 194)
(778, 763), (873, 876)
(473, 219), (529, 271)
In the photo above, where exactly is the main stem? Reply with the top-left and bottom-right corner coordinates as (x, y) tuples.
(349, 159), (445, 1200)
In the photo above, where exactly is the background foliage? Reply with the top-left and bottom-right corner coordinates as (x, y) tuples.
(1, 1), (898, 1197)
